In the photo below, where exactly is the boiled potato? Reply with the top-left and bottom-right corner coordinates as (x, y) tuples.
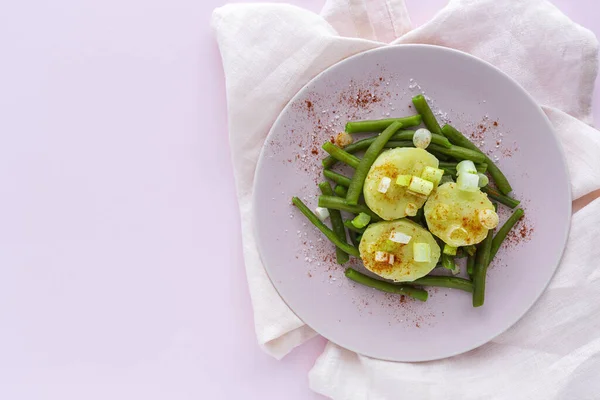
(424, 182), (495, 247)
(363, 148), (439, 220)
(359, 219), (441, 282)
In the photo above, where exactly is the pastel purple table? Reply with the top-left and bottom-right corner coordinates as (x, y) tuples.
(0, 1), (597, 399)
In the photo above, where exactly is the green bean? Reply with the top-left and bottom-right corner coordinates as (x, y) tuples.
(323, 137), (374, 168)
(384, 140), (414, 148)
(411, 276), (474, 293)
(322, 142), (361, 169)
(441, 124), (513, 195)
(428, 143), (487, 163)
(464, 245), (477, 256)
(345, 115), (422, 133)
(318, 195), (381, 221)
(412, 94), (441, 134)
(334, 185), (348, 197)
(319, 182), (350, 264)
(344, 268), (428, 301)
(346, 121), (403, 205)
(348, 230), (361, 247)
(323, 170), (352, 187)
(472, 228), (494, 307)
(491, 208), (525, 259)
(467, 252), (476, 278)
(441, 253), (456, 271)
(429, 151), (451, 161)
(323, 132), (452, 168)
(291, 197), (360, 257)
(344, 220), (365, 234)
(482, 186), (521, 209)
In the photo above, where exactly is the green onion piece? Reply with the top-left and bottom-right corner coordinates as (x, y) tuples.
(351, 212), (371, 229)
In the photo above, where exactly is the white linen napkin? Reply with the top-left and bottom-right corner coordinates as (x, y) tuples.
(212, 0), (600, 398)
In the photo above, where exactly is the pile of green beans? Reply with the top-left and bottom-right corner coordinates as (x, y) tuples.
(289, 94), (525, 307)
(319, 182), (349, 264)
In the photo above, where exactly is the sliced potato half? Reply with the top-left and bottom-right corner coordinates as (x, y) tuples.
(424, 182), (495, 247)
(359, 219), (441, 282)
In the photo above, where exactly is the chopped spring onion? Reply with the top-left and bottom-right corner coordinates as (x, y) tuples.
(389, 231), (412, 244)
(478, 209), (499, 229)
(457, 172), (479, 192)
(351, 212), (371, 229)
(375, 251), (389, 262)
(421, 166), (444, 185)
(413, 243), (431, 262)
(413, 128), (432, 149)
(405, 202), (419, 217)
(456, 160), (477, 175)
(388, 254), (395, 265)
(443, 244), (457, 256)
(477, 173), (489, 188)
(450, 264), (461, 275)
(314, 206), (330, 221)
(377, 176), (392, 193)
(408, 176), (434, 196)
(396, 175), (412, 186)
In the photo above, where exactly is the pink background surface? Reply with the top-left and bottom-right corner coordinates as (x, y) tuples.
(0, 1), (597, 399)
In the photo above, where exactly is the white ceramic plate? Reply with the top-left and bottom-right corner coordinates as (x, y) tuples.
(253, 45), (571, 362)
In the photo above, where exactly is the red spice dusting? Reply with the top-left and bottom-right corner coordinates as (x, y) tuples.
(340, 88), (381, 109)
(305, 100), (313, 110)
(307, 272), (312, 278)
(330, 136), (335, 143)
(504, 215), (534, 248)
(400, 295), (406, 303)
(311, 148), (319, 155)
(493, 121), (498, 127)
(416, 322), (421, 328)
(502, 144), (516, 158)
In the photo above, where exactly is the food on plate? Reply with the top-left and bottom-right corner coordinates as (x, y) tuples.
(359, 219), (441, 282)
(363, 148), (439, 220)
(424, 182), (496, 247)
(291, 94), (524, 307)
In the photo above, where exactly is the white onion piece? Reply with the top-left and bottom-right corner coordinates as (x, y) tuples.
(334, 132), (353, 148)
(375, 251), (389, 262)
(413, 128), (432, 149)
(377, 176), (392, 193)
(479, 209), (499, 229)
(314, 207), (330, 221)
(457, 172), (479, 192)
(477, 173), (489, 188)
(389, 231), (412, 244)
(456, 160), (477, 176)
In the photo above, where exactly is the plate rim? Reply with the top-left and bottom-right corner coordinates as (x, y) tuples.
(252, 44), (572, 362)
